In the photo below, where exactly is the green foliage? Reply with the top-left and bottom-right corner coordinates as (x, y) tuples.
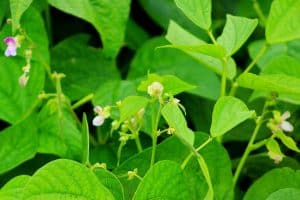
(22, 159), (114, 199)
(133, 160), (190, 200)
(1, 0), (300, 199)
(210, 96), (255, 137)
(47, 0), (130, 58)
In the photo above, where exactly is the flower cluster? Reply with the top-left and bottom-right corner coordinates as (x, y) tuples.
(267, 111), (294, 133)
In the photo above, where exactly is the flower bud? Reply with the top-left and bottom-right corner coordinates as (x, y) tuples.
(147, 81), (163, 97)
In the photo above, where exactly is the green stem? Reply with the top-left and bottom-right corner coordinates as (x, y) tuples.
(243, 44), (267, 74)
(233, 101), (269, 187)
(117, 142), (125, 167)
(45, 5), (53, 46)
(252, 0), (267, 26)
(134, 132), (143, 153)
(71, 93), (94, 110)
(150, 101), (162, 167)
(229, 43), (268, 96)
(220, 58), (227, 97)
(181, 136), (213, 169)
(207, 30), (217, 45)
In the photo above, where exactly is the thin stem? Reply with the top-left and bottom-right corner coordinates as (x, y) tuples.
(71, 93), (94, 110)
(229, 43), (268, 96)
(45, 5), (53, 46)
(150, 101), (162, 167)
(243, 44), (267, 74)
(252, 0), (267, 26)
(233, 101), (269, 187)
(181, 136), (213, 169)
(220, 58), (227, 97)
(207, 30), (217, 45)
(134, 133), (143, 153)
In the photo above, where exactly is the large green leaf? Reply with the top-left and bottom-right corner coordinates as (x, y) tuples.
(9, 0), (33, 33)
(128, 37), (220, 100)
(114, 132), (233, 200)
(174, 0), (211, 30)
(166, 22), (237, 79)
(217, 15), (258, 56)
(51, 34), (120, 101)
(161, 103), (195, 146)
(22, 159), (114, 200)
(94, 168), (125, 200)
(266, 0), (300, 44)
(244, 168), (300, 200)
(237, 73), (300, 96)
(266, 188), (300, 200)
(0, 117), (38, 174)
(48, 0), (130, 57)
(37, 98), (82, 160)
(210, 96), (255, 137)
(133, 160), (191, 200)
(0, 175), (30, 200)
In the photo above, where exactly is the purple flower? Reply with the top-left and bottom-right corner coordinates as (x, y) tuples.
(3, 37), (17, 57)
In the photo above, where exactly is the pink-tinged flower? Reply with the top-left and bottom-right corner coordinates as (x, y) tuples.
(18, 74), (29, 87)
(3, 37), (17, 57)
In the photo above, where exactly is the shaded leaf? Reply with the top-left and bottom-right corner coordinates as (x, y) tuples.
(48, 0), (131, 57)
(119, 96), (148, 123)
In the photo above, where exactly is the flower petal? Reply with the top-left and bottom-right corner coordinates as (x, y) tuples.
(280, 121), (294, 132)
(92, 115), (104, 126)
(5, 46), (17, 57)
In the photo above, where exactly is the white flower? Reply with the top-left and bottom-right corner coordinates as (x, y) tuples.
(279, 111), (294, 132)
(147, 81), (163, 97)
(92, 115), (105, 126)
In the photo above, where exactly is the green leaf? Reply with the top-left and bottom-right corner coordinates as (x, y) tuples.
(0, 0), (9, 27)
(161, 44), (226, 59)
(266, 188), (300, 200)
(138, 0), (208, 38)
(161, 103), (195, 146)
(0, 175), (30, 200)
(166, 21), (206, 45)
(138, 73), (196, 96)
(266, 0), (300, 44)
(174, 0), (211, 30)
(0, 117), (38, 174)
(133, 160), (190, 200)
(244, 168), (300, 200)
(248, 40), (300, 70)
(22, 159), (114, 200)
(37, 98), (82, 160)
(237, 73), (300, 96)
(0, 58), (44, 124)
(125, 19), (150, 50)
(128, 37), (220, 100)
(51, 34), (120, 101)
(9, 0), (33, 33)
(114, 132), (233, 200)
(93, 168), (125, 200)
(81, 113), (90, 165)
(217, 14), (258, 56)
(166, 22), (237, 79)
(93, 80), (137, 106)
(210, 96), (255, 137)
(119, 96), (149, 123)
(48, 0), (130, 57)
(276, 131), (300, 153)
(249, 55), (300, 104)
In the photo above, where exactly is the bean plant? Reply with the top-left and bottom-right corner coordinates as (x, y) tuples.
(0, 0), (300, 199)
